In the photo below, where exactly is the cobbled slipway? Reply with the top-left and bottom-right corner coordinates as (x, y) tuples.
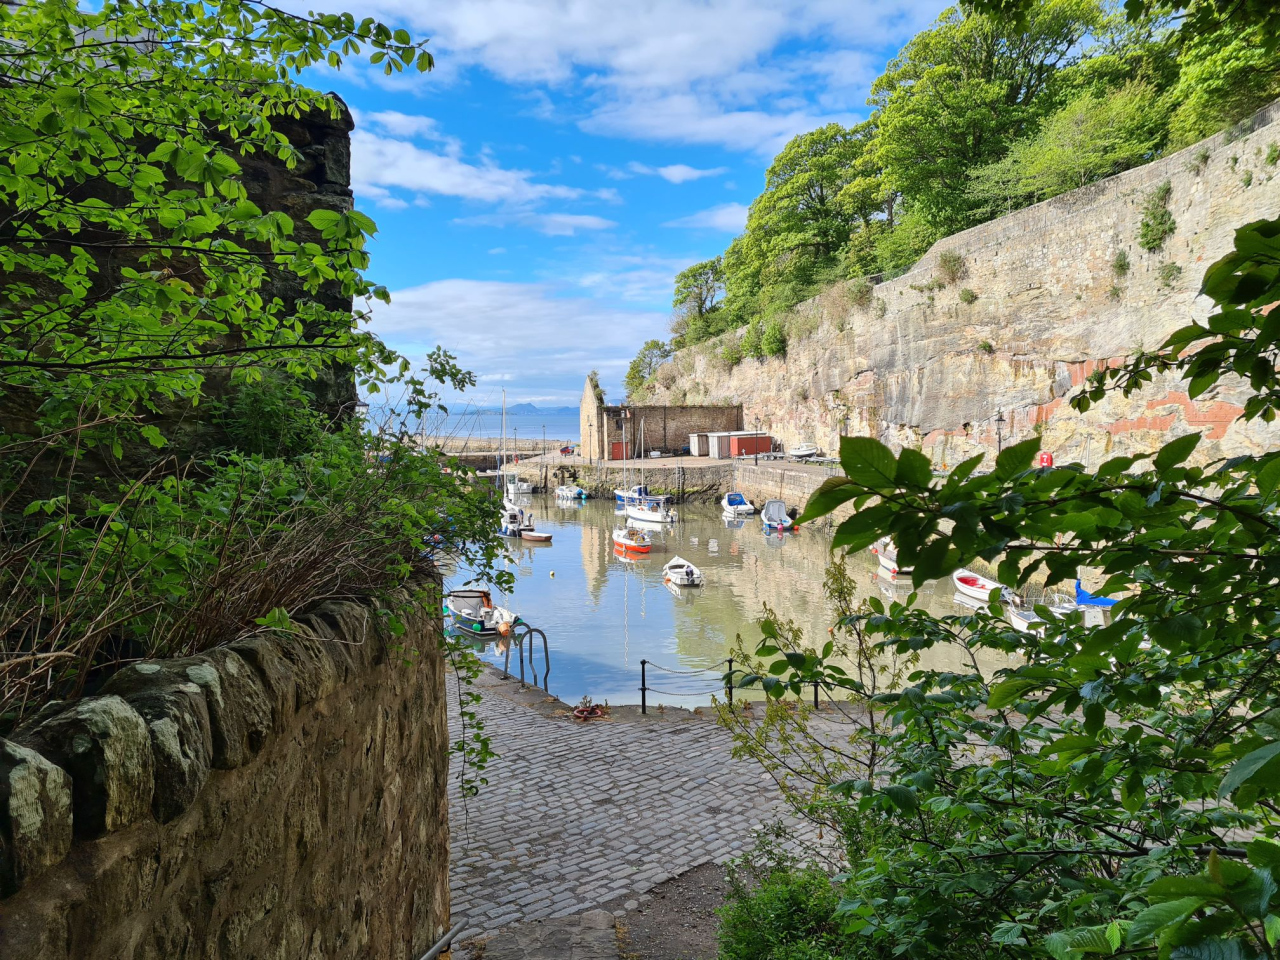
(447, 680), (820, 938)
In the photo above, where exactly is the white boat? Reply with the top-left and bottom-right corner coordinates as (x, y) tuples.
(626, 499), (678, 524)
(614, 484), (670, 503)
(952, 568), (1001, 602)
(870, 535), (911, 578)
(663, 556), (704, 587)
(612, 526), (652, 553)
(721, 492), (755, 517)
(503, 472), (533, 496)
(787, 442), (818, 460)
(445, 590), (517, 636)
(761, 499), (793, 531)
(498, 505), (524, 538)
(555, 485), (587, 500)
(1009, 605), (1046, 635)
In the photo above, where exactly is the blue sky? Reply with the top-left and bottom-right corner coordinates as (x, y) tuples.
(312, 0), (945, 407)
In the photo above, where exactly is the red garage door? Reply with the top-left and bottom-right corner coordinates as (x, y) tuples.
(610, 442), (632, 460)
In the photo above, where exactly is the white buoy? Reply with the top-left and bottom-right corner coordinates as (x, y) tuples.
(550, 571), (556, 578)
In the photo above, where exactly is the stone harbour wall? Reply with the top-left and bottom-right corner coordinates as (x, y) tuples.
(646, 100), (1280, 468)
(0, 593), (450, 960)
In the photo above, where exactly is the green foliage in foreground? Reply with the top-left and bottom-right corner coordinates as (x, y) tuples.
(0, 1), (506, 789)
(724, 219), (1280, 958)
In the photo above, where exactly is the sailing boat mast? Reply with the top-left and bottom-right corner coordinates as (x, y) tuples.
(501, 389), (507, 471)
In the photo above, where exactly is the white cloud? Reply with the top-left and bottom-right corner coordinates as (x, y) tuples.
(664, 202), (749, 232)
(368, 279), (669, 400)
(615, 162), (729, 183)
(335, 0), (941, 151)
(454, 211), (617, 236)
(488, 247), (507, 254)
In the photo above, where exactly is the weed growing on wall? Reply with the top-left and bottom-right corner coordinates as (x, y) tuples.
(938, 250), (966, 285)
(762, 319), (788, 357)
(1138, 180), (1176, 251)
(959, 288), (979, 304)
(1187, 147), (1211, 173)
(848, 277), (874, 310)
(1160, 262), (1184, 286)
(1268, 143), (1280, 165)
(1112, 250), (1131, 276)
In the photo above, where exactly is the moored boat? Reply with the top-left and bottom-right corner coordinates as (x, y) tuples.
(445, 590), (517, 636)
(555, 484), (588, 500)
(952, 568), (1001, 602)
(1009, 605), (1046, 635)
(721, 492), (755, 517)
(663, 555), (704, 587)
(761, 499), (793, 531)
(503, 472), (532, 496)
(611, 526), (652, 553)
(870, 535), (912, 578)
(614, 484), (671, 504)
(522, 530), (553, 543)
(626, 498), (678, 524)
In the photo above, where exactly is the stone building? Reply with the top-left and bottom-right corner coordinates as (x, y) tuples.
(578, 377), (742, 460)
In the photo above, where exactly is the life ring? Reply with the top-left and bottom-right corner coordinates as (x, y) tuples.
(573, 705), (604, 721)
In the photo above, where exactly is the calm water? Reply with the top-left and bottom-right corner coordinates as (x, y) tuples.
(445, 496), (1014, 707)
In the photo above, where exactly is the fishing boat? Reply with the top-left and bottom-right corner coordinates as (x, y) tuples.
(555, 484), (588, 500)
(663, 556), (704, 587)
(444, 590), (517, 636)
(952, 568), (1001, 602)
(870, 536), (911, 578)
(721, 492), (755, 517)
(787, 442), (818, 460)
(498, 504), (525, 538)
(612, 526), (652, 554)
(503, 472), (533, 496)
(761, 499), (793, 532)
(626, 498), (678, 524)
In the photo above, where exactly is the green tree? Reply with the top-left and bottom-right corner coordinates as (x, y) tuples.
(970, 81), (1169, 215)
(1164, 22), (1280, 147)
(671, 256), (725, 346)
(623, 340), (674, 399)
(871, 0), (1103, 232)
(761, 319), (787, 357)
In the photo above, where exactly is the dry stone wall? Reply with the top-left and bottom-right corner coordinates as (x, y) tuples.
(0, 593), (449, 960)
(647, 101), (1280, 468)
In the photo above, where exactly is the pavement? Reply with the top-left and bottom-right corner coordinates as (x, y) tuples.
(446, 669), (823, 942)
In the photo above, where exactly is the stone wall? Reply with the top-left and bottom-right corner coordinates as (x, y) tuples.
(646, 101), (1280, 467)
(579, 378), (743, 461)
(0, 594), (450, 960)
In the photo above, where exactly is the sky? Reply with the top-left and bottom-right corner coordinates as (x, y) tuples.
(309, 0), (947, 408)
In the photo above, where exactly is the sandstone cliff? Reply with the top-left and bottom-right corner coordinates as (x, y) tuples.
(645, 101), (1280, 468)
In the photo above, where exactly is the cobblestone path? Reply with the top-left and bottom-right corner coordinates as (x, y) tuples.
(447, 679), (819, 939)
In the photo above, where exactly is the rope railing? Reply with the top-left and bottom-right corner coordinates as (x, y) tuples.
(639, 656), (828, 713)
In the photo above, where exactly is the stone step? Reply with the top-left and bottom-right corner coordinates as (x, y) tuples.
(457, 909), (618, 960)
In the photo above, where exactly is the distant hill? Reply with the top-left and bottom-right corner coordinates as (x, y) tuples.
(478, 403), (577, 415)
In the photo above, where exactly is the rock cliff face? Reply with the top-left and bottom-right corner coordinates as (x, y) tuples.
(646, 101), (1280, 468)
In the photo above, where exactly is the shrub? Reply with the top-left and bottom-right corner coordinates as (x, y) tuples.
(1187, 147), (1211, 174)
(848, 277), (874, 310)
(874, 297), (887, 319)
(979, 340), (994, 354)
(1112, 250), (1131, 277)
(1160, 262), (1184, 287)
(1138, 180), (1176, 252)
(722, 341), (743, 367)
(1109, 284), (1123, 300)
(215, 373), (325, 458)
(1243, 170), (1254, 187)
(718, 865), (840, 960)
(937, 249), (965, 285)
(762, 319), (787, 357)
(959, 288), (978, 304)
(1267, 143), (1279, 166)
(742, 320), (764, 359)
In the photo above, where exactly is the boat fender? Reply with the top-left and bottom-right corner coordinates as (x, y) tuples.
(550, 571), (555, 578)
(497, 621), (512, 637)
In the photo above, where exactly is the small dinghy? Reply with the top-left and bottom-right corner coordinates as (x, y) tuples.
(555, 485), (588, 500)
(870, 536), (911, 578)
(522, 529), (552, 543)
(445, 590), (517, 636)
(612, 526), (652, 554)
(787, 442), (818, 460)
(761, 499), (793, 532)
(952, 568), (1001, 602)
(721, 492), (756, 517)
(663, 556), (704, 587)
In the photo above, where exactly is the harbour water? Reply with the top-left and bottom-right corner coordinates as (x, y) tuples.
(447, 495), (1015, 708)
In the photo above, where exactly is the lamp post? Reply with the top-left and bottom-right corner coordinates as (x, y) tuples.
(587, 419), (593, 467)
(995, 410), (1006, 455)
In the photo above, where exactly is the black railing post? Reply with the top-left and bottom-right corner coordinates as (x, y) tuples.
(726, 657), (734, 704)
(813, 681), (820, 710)
(640, 659), (648, 715)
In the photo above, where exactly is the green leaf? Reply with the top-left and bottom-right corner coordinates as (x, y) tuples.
(895, 448), (933, 488)
(1153, 432), (1201, 472)
(1149, 613), (1202, 649)
(988, 677), (1040, 709)
(994, 436), (1041, 480)
(1220, 741), (1280, 797)
(882, 784), (918, 812)
(306, 208), (344, 230)
(1145, 876), (1226, 901)
(838, 436), (898, 490)
(799, 476), (856, 523)
(1127, 898), (1204, 945)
